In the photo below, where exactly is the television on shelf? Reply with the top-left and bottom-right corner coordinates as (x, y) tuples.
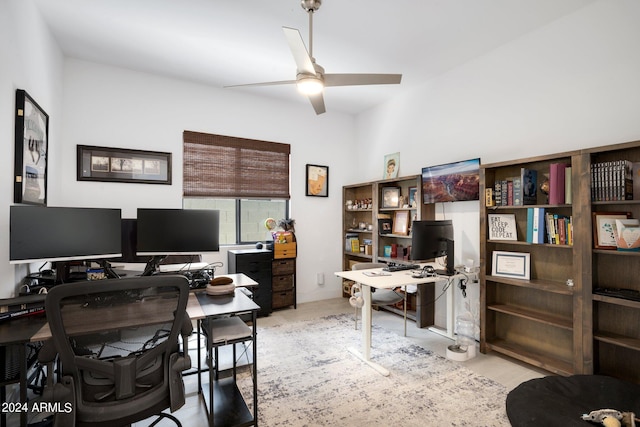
(422, 158), (480, 203)
(136, 208), (220, 256)
(411, 220), (455, 275)
(9, 206), (122, 264)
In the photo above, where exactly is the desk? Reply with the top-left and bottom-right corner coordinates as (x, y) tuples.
(335, 265), (455, 376)
(0, 273), (258, 427)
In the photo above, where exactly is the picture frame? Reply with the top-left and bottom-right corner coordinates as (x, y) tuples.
(592, 211), (631, 249)
(492, 251), (530, 280)
(14, 89), (49, 205)
(392, 210), (410, 235)
(383, 152), (400, 179)
(378, 218), (392, 234)
(305, 164), (329, 197)
(77, 145), (172, 184)
(408, 186), (418, 208)
(488, 213), (518, 241)
(381, 187), (401, 208)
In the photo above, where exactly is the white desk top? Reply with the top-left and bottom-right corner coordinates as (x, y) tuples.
(334, 264), (446, 289)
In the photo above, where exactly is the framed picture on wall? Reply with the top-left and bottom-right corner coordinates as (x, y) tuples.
(305, 164), (329, 197)
(77, 145), (172, 184)
(14, 89), (49, 205)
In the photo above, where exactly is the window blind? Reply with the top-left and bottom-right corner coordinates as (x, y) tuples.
(183, 131), (290, 199)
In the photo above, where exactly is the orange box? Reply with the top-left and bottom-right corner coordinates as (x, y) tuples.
(274, 242), (296, 259)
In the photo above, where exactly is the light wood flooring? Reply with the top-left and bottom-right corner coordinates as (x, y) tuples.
(134, 297), (547, 426)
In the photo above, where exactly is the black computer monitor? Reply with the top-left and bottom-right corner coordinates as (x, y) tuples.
(411, 220), (455, 275)
(9, 205), (122, 264)
(136, 208), (220, 255)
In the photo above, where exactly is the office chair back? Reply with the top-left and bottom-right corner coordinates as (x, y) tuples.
(44, 275), (192, 427)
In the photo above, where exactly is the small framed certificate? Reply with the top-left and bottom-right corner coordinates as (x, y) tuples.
(491, 251), (530, 280)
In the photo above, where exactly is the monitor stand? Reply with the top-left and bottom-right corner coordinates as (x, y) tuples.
(435, 239), (455, 276)
(141, 255), (167, 276)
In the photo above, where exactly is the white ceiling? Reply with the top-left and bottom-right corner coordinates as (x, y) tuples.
(33, 0), (596, 115)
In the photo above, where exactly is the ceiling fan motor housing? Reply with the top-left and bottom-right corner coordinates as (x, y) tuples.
(301, 0), (321, 12)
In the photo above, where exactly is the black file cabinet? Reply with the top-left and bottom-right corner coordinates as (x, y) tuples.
(228, 249), (272, 316)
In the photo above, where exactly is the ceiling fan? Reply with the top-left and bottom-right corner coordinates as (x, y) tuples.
(226, 0), (402, 115)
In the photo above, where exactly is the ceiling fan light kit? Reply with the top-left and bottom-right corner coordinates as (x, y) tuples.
(226, 0), (401, 114)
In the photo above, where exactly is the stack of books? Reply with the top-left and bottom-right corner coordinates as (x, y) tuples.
(590, 159), (633, 202)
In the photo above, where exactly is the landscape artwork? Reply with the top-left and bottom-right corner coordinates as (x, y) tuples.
(422, 158), (480, 203)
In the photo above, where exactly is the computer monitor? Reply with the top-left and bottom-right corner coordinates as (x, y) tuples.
(10, 205), (122, 264)
(136, 208), (220, 255)
(411, 220), (455, 275)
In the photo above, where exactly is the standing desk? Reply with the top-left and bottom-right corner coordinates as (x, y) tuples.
(0, 273), (258, 427)
(335, 264), (455, 376)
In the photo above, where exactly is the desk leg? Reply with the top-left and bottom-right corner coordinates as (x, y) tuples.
(347, 285), (390, 376)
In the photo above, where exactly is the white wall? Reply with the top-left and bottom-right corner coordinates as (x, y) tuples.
(57, 59), (355, 303)
(354, 0), (640, 326)
(1, 0), (64, 298)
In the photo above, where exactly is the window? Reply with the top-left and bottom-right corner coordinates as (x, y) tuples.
(183, 131), (290, 244)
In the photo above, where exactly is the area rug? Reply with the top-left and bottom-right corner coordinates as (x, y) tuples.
(238, 313), (509, 426)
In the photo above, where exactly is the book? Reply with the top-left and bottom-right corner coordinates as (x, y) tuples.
(532, 208), (545, 244)
(521, 168), (538, 205)
(512, 177), (522, 206)
(494, 181), (502, 206)
(633, 162), (640, 200)
(485, 188), (495, 207)
(565, 166), (572, 204)
(506, 181), (514, 206)
(549, 163), (567, 205)
(526, 208), (534, 243)
(501, 180), (508, 206)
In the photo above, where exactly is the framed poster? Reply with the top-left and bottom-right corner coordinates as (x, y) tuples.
(77, 145), (172, 184)
(306, 164), (328, 197)
(14, 89), (49, 205)
(492, 251), (530, 280)
(592, 211), (631, 249)
(488, 214), (517, 241)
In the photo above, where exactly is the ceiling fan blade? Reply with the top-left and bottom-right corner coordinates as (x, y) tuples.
(224, 80), (297, 88)
(308, 93), (326, 115)
(324, 73), (402, 87)
(282, 27), (316, 75)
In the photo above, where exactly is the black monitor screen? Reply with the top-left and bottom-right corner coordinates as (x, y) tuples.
(10, 206), (122, 264)
(411, 220), (455, 274)
(136, 209), (220, 255)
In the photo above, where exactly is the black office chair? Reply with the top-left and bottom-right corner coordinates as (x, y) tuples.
(40, 275), (193, 427)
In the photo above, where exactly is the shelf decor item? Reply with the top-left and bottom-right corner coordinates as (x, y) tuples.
(305, 164), (328, 197)
(392, 211), (409, 235)
(77, 145), (172, 184)
(383, 152), (400, 179)
(488, 214), (517, 241)
(378, 218), (392, 234)
(381, 187), (401, 208)
(14, 89), (49, 205)
(491, 251), (530, 280)
(592, 211), (630, 249)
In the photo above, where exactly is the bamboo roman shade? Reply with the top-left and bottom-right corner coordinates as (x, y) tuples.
(183, 131), (290, 199)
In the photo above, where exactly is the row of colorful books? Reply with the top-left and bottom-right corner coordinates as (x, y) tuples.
(590, 159), (634, 202)
(486, 164), (572, 207)
(526, 207), (573, 245)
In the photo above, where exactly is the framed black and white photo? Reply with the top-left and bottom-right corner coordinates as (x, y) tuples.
(77, 145), (172, 184)
(14, 89), (48, 205)
(306, 164), (328, 197)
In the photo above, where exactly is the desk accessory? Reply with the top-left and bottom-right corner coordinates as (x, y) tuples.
(206, 276), (235, 296)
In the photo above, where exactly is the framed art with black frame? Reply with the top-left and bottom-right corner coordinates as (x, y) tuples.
(14, 89), (49, 205)
(77, 145), (172, 184)
(305, 164), (328, 197)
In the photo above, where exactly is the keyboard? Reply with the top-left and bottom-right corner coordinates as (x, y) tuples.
(383, 263), (420, 272)
(594, 287), (640, 302)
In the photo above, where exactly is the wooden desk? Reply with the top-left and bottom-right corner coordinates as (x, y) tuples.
(0, 273), (258, 427)
(335, 264), (457, 376)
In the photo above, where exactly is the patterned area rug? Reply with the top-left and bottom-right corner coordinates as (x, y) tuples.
(238, 313), (509, 426)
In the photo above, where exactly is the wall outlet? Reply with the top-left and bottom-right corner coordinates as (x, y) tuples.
(316, 273), (324, 285)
